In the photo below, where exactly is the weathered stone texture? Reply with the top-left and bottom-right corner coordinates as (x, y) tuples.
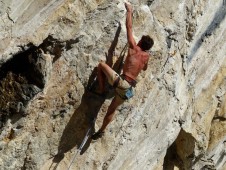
(0, 0), (225, 170)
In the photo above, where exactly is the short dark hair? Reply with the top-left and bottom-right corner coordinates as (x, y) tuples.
(140, 35), (154, 51)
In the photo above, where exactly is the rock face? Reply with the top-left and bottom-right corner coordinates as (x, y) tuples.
(0, 0), (225, 170)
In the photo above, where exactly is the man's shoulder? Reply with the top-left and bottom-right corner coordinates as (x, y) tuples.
(141, 50), (150, 58)
(134, 46), (149, 55)
(129, 46), (149, 58)
(146, 52), (151, 58)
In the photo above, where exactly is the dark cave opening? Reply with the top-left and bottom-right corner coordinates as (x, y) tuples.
(0, 35), (80, 127)
(0, 45), (37, 85)
(163, 129), (197, 170)
(163, 142), (183, 170)
(0, 44), (43, 126)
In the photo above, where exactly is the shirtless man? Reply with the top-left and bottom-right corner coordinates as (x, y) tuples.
(92, 2), (154, 139)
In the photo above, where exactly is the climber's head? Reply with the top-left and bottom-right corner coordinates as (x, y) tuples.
(137, 35), (154, 51)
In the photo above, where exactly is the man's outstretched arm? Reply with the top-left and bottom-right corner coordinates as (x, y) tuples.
(125, 3), (136, 49)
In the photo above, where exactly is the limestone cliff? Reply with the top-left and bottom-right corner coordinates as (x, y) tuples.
(0, 0), (225, 170)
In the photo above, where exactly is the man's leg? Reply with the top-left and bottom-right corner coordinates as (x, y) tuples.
(99, 96), (124, 132)
(92, 62), (123, 139)
(92, 96), (124, 140)
(97, 61), (115, 94)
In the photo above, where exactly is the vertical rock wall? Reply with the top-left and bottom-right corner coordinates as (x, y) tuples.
(0, 0), (225, 169)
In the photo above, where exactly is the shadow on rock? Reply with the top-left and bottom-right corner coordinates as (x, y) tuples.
(50, 88), (106, 167)
(50, 22), (125, 168)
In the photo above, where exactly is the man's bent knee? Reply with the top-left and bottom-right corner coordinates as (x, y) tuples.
(98, 61), (106, 68)
(98, 62), (107, 73)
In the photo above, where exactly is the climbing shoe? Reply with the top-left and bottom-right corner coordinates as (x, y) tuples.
(92, 131), (105, 140)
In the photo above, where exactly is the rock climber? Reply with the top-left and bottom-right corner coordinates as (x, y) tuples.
(92, 2), (154, 140)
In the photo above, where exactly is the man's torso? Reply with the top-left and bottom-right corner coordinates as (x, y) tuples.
(123, 47), (149, 80)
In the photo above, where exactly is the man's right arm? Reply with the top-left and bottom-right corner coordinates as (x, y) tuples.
(125, 3), (136, 49)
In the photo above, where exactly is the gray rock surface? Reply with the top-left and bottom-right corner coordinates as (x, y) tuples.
(0, 0), (225, 169)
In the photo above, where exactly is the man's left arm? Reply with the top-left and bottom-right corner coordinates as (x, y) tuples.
(143, 62), (148, 71)
(143, 54), (149, 71)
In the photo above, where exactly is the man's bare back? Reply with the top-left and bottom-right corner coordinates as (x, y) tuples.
(123, 47), (149, 80)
